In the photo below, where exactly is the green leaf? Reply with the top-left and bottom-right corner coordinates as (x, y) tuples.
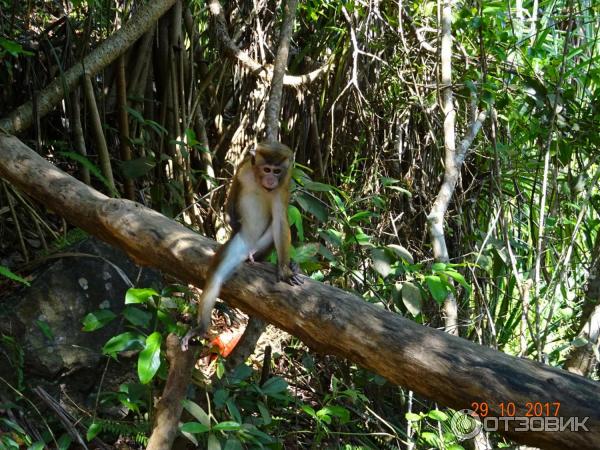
(157, 310), (178, 332)
(1, 436), (19, 449)
(123, 307), (152, 328)
(296, 192), (328, 222)
(82, 310), (117, 331)
(320, 229), (342, 247)
(301, 405), (317, 418)
(385, 185), (412, 196)
(223, 438), (243, 450)
(257, 401), (272, 425)
(59, 151), (119, 197)
(405, 412), (422, 421)
(293, 243), (319, 263)
(401, 281), (422, 316)
(207, 433), (221, 450)
(180, 422), (210, 434)
(86, 422), (101, 441)
(349, 211), (374, 223)
(57, 433), (72, 450)
(226, 399), (242, 424)
(320, 405), (350, 423)
(0, 265), (30, 286)
(431, 262), (447, 272)
(102, 331), (145, 356)
(138, 332), (162, 384)
(428, 409), (449, 421)
(370, 248), (392, 278)
(425, 275), (449, 304)
(228, 363), (252, 384)
(288, 205), (304, 241)
(261, 376), (288, 395)
(35, 320), (54, 341)
(0, 38), (33, 56)
(213, 388), (229, 407)
(28, 441), (46, 450)
(213, 421), (241, 431)
(183, 400), (211, 426)
(216, 359), (225, 379)
(1, 418), (26, 434)
(125, 288), (159, 304)
(421, 431), (443, 447)
(386, 244), (414, 264)
(443, 269), (471, 291)
(315, 408), (332, 424)
(304, 181), (333, 192)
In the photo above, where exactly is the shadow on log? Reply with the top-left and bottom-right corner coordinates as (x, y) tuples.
(0, 134), (598, 450)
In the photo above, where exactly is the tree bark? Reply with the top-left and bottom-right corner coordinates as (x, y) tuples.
(564, 235), (600, 375)
(146, 334), (197, 450)
(264, 0), (298, 141)
(0, 134), (599, 450)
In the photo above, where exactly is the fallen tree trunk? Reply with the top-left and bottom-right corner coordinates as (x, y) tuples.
(0, 134), (598, 450)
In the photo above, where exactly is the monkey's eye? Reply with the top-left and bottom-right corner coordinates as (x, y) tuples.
(273, 169), (282, 175)
(263, 167), (271, 173)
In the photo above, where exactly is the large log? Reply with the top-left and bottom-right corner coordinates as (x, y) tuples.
(0, 134), (598, 450)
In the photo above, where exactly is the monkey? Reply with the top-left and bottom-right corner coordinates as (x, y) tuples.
(181, 142), (303, 351)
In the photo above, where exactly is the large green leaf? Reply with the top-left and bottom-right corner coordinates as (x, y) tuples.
(138, 332), (162, 384)
(125, 288), (159, 304)
(180, 422), (210, 434)
(425, 275), (449, 304)
(102, 331), (145, 357)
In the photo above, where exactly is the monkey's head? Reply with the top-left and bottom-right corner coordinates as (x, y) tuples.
(251, 142), (293, 191)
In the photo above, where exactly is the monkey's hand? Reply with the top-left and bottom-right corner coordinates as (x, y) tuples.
(277, 262), (304, 285)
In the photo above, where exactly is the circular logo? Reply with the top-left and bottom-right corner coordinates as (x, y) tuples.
(450, 409), (482, 440)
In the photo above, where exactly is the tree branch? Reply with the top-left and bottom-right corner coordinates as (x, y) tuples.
(207, 0), (332, 89)
(264, 0), (299, 141)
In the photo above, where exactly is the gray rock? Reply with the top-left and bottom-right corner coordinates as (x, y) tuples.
(0, 237), (162, 379)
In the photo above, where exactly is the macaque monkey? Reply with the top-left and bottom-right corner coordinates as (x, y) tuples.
(181, 142), (303, 351)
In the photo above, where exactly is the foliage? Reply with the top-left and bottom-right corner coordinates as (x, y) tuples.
(1, 0), (600, 448)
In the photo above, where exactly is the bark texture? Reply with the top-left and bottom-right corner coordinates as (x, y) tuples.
(0, 134), (599, 450)
(146, 334), (197, 450)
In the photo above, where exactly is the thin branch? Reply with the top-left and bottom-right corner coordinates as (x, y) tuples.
(264, 0), (299, 141)
(207, 0), (333, 89)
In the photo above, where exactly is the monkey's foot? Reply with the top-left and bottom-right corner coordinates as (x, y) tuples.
(181, 327), (205, 352)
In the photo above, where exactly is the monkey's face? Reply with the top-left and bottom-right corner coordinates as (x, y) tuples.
(258, 164), (284, 190)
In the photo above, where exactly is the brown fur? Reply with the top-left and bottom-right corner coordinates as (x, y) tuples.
(181, 142), (302, 351)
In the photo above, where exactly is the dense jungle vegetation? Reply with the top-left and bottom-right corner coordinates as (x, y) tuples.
(0, 0), (599, 448)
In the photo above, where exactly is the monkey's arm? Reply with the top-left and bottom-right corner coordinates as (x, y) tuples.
(272, 198), (303, 285)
